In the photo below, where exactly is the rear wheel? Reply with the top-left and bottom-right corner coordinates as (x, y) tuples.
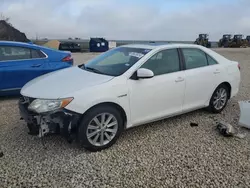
(207, 42), (211, 48)
(224, 41), (229, 48)
(77, 105), (124, 152)
(208, 84), (229, 113)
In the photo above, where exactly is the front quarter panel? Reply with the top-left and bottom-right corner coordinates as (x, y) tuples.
(63, 76), (131, 126)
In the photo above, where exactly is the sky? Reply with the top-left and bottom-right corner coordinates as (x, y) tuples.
(0, 0), (250, 41)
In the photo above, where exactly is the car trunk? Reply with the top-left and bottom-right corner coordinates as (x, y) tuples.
(43, 47), (73, 66)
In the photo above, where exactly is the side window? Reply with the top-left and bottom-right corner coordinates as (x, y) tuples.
(0, 46), (31, 61)
(182, 48), (208, 70)
(31, 49), (46, 58)
(207, 54), (217, 65)
(38, 50), (46, 58)
(141, 49), (180, 76)
(0, 46), (4, 60)
(31, 49), (40, 58)
(150, 52), (162, 60)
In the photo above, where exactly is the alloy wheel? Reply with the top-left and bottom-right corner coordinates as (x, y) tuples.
(213, 88), (228, 110)
(86, 113), (118, 147)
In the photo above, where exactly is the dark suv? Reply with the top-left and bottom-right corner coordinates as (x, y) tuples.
(59, 42), (81, 52)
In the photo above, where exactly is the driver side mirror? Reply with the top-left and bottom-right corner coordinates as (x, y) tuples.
(137, 68), (154, 79)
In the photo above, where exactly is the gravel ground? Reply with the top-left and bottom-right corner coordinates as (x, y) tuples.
(1, 48), (250, 187)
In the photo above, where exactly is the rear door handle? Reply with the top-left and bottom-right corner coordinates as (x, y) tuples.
(31, 64), (42, 67)
(175, 77), (184, 82)
(214, 69), (220, 74)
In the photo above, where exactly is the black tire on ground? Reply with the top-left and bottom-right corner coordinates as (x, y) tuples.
(207, 84), (230, 113)
(77, 105), (124, 152)
(224, 41), (229, 48)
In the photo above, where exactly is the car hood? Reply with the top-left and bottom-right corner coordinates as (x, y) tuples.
(21, 66), (114, 99)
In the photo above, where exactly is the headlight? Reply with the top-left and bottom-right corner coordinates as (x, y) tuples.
(28, 98), (73, 113)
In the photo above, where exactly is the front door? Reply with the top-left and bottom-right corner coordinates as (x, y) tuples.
(128, 48), (186, 125)
(0, 45), (46, 91)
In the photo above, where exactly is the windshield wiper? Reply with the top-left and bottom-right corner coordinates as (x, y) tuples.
(84, 66), (104, 74)
(78, 64), (85, 68)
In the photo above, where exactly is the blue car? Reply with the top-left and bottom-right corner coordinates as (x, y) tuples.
(0, 41), (73, 96)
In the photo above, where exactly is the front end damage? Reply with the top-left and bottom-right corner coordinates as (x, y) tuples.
(19, 96), (81, 142)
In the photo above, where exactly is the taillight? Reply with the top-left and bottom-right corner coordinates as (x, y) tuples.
(238, 63), (241, 70)
(62, 55), (73, 62)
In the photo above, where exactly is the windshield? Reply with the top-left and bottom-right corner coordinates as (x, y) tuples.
(235, 35), (242, 39)
(82, 47), (151, 76)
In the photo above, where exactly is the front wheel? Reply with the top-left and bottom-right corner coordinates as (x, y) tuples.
(208, 85), (229, 113)
(77, 105), (124, 152)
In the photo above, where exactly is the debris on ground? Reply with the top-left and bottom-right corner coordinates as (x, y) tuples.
(217, 121), (246, 138)
(217, 121), (236, 137)
(239, 100), (250, 129)
(190, 122), (198, 127)
(0, 151), (3, 158)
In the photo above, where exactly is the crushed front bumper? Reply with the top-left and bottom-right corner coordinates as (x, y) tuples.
(18, 96), (81, 142)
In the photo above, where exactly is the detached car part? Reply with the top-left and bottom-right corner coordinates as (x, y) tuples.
(239, 100), (250, 129)
(217, 121), (237, 137)
(217, 121), (246, 139)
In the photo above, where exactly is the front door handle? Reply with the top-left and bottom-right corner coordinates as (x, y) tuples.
(175, 77), (184, 82)
(214, 69), (220, 74)
(31, 64), (42, 67)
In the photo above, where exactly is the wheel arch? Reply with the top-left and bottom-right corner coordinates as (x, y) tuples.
(206, 81), (232, 106)
(79, 102), (128, 129)
(217, 82), (232, 99)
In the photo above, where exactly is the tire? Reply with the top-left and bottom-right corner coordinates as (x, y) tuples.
(208, 84), (230, 113)
(206, 42), (211, 48)
(224, 41), (229, 48)
(77, 105), (124, 152)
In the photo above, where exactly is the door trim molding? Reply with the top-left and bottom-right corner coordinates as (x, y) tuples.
(128, 105), (206, 129)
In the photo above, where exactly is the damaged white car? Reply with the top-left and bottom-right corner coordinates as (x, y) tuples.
(19, 44), (241, 151)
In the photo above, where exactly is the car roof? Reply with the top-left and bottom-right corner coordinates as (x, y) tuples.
(0, 41), (72, 56)
(121, 43), (206, 50)
(0, 40), (37, 48)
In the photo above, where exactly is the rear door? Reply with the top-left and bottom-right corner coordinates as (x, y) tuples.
(180, 48), (221, 111)
(0, 45), (47, 91)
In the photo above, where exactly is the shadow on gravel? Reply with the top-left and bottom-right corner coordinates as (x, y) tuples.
(0, 96), (19, 101)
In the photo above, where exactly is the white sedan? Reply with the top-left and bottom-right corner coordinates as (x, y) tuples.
(19, 44), (241, 151)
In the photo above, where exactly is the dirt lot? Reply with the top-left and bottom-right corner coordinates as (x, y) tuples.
(1, 48), (250, 187)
